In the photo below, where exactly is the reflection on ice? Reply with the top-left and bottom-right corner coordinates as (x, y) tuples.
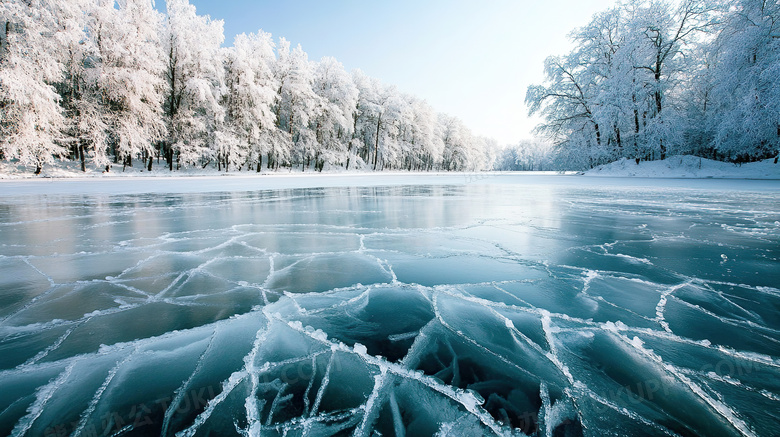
(0, 181), (779, 436)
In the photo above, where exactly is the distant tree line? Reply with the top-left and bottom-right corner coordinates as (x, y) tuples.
(493, 140), (564, 171)
(526, 0), (780, 169)
(0, 0), (495, 174)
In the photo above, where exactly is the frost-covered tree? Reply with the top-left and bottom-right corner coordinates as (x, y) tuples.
(222, 31), (277, 171)
(81, 0), (167, 171)
(703, 0), (780, 162)
(274, 38), (321, 171)
(569, 7), (635, 161)
(528, 0), (726, 168)
(623, 0), (723, 160)
(310, 56), (358, 170)
(407, 98), (442, 170)
(50, 0), (97, 172)
(351, 70), (407, 170)
(494, 140), (560, 171)
(349, 69), (375, 169)
(377, 92), (410, 170)
(0, 0), (81, 173)
(439, 114), (474, 171)
(163, 0), (225, 170)
(526, 54), (605, 168)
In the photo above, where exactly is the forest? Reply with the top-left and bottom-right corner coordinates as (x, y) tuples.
(1, 0), (778, 174)
(0, 0), (497, 174)
(524, 0), (780, 170)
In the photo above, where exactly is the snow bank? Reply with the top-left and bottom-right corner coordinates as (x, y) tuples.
(585, 155), (780, 179)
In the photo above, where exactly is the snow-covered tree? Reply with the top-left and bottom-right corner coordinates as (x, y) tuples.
(704, 0), (780, 162)
(407, 97), (442, 170)
(439, 114), (473, 171)
(497, 140), (560, 171)
(274, 38), (320, 170)
(569, 7), (635, 161)
(163, 0), (225, 170)
(526, 54), (605, 168)
(622, 0), (723, 160)
(0, 0), (81, 173)
(222, 31), (277, 171)
(351, 70), (407, 170)
(310, 56), (358, 170)
(528, 0), (727, 167)
(80, 0), (167, 171)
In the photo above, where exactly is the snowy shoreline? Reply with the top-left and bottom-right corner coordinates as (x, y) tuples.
(583, 155), (780, 179)
(2, 155), (778, 181)
(1, 155), (778, 197)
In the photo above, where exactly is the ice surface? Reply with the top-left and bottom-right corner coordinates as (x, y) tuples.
(0, 176), (778, 436)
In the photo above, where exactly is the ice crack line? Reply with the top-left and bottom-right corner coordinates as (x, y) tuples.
(614, 331), (757, 437)
(161, 328), (219, 437)
(18, 318), (88, 369)
(72, 347), (138, 436)
(180, 317), (273, 437)
(655, 281), (692, 333)
(10, 361), (75, 437)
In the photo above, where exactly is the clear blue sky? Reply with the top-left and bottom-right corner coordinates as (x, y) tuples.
(159, 0), (617, 145)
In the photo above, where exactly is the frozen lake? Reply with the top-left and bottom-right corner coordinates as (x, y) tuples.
(0, 174), (779, 436)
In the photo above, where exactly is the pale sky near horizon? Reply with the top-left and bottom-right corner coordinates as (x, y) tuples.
(161, 0), (618, 145)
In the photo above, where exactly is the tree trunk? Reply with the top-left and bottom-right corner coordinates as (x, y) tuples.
(79, 142), (86, 172)
(167, 143), (173, 171)
(659, 139), (666, 161)
(147, 151), (153, 171)
(373, 118), (381, 171)
(1, 21), (9, 60)
(594, 122), (601, 147)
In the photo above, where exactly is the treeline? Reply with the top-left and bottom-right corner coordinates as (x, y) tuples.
(493, 140), (563, 171)
(0, 0), (494, 174)
(527, 0), (780, 169)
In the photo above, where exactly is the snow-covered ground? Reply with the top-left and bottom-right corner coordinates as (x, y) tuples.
(585, 155), (780, 179)
(2, 154), (778, 182)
